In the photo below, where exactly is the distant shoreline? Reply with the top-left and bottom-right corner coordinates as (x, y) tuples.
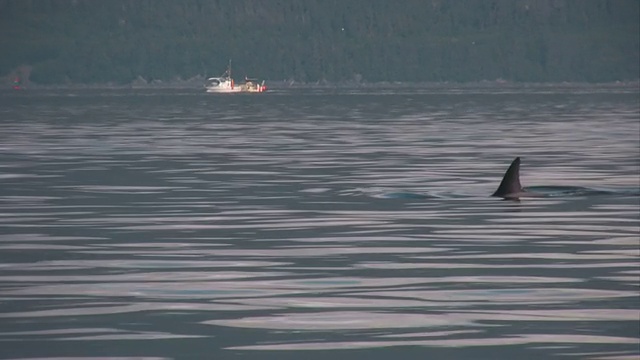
(4, 79), (639, 91)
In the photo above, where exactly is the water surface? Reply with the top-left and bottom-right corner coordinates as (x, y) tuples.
(0, 85), (638, 360)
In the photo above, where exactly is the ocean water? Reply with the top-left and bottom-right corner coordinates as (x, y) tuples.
(0, 85), (638, 360)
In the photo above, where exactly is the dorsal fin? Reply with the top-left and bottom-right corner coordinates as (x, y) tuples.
(492, 157), (523, 198)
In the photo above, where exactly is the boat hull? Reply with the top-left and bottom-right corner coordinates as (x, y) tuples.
(205, 87), (243, 93)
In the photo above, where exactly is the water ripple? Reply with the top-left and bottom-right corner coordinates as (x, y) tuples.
(0, 86), (638, 359)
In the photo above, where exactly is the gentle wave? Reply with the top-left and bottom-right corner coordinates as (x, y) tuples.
(0, 87), (638, 359)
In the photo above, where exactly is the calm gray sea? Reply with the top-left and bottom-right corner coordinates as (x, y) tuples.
(0, 85), (638, 360)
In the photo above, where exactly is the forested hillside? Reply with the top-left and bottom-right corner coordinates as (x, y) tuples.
(1, 0), (638, 85)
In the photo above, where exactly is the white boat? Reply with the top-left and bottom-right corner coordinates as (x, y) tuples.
(205, 60), (266, 93)
(205, 61), (241, 93)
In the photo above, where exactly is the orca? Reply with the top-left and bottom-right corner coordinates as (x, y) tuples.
(492, 157), (537, 200)
(369, 157), (638, 200)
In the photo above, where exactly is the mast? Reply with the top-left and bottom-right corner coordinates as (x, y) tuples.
(228, 59), (234, 89)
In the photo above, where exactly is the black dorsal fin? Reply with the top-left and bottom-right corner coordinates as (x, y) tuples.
(492, 157), (523, 198)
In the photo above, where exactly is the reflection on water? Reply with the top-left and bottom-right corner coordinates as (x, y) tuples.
(0, 86), (638, 359)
